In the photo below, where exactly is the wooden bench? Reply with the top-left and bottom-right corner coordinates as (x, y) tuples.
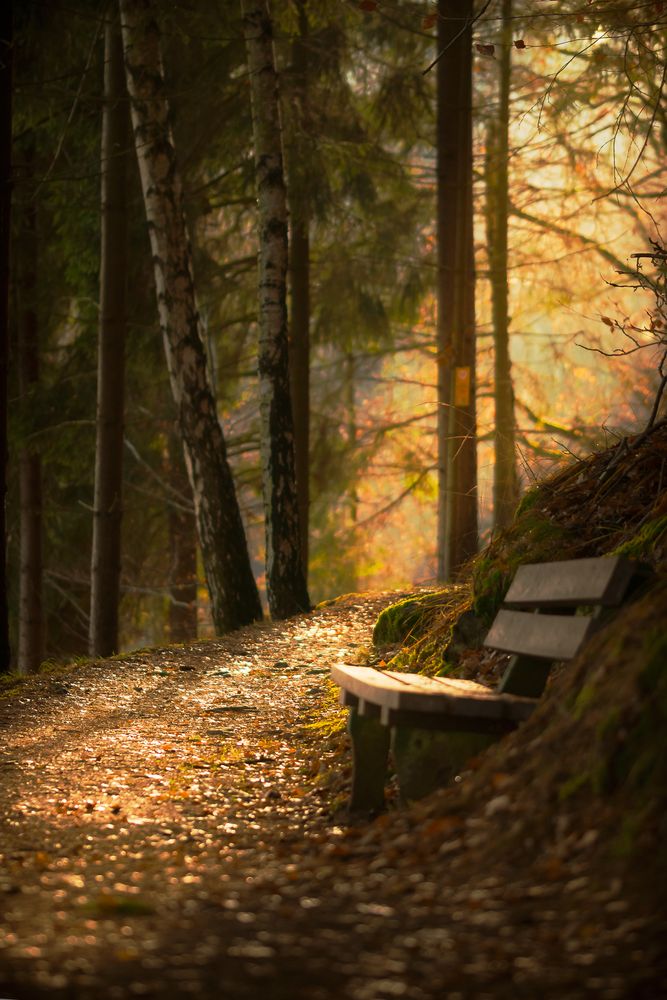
(332, 555), (647, 810)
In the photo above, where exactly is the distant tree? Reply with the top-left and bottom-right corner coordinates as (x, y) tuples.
(0, 1), (12, 672)
(285, 0), (310, 579)
(486, 0), (518, 529)
(89, 12), (130, 657)
(241, 0), (310, 618)
(119, 0), (262, 633)
(436, 0), (478, 580)
(17, 141), (43, 673)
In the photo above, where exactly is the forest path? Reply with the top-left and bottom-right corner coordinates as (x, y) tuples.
(0, 591), (407, 999)
(0, 592), (660, 1000)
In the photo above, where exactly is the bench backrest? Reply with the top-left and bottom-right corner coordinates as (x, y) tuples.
(484, 556), (644, 698)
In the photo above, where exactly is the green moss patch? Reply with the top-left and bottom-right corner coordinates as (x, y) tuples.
(372, 590), (449, 646)
(472, 510), (575, 624)
(612, 514), (667, 562)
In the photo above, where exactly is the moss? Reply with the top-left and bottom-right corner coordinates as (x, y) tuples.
(638, 628), (667, 697)
(387, 636), (451, 676)
(612, 514), (667, 562)
(596, 706), (621, 741)
(372, 590), (448, 646)
(558, 771), (591, 801)
(611, 811), (646, 858)
(0, 671), (27, 699)
(472, 510), (574, 624)
(514, 485), (541, 517)
(85, 894), (155, 917)
(573, 683), (596, 719)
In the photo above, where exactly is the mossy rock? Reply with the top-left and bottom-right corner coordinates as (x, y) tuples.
(372, 591), (448, 646)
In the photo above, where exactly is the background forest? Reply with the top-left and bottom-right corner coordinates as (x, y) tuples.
(3, 0), (666, 670)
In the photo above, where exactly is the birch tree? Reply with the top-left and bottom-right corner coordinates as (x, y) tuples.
(241, 0), (310, 618)
(89, 13), (130, 657)
(118, 0), (262, 633)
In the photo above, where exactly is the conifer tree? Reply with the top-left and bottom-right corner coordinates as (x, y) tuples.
(17, 142), (43, 673)
(486, 0), (518, 529)
(436, 0), (478, 580)
(89, 12), (130, 657)
(0, 1), (12, 671)
(241, 0), (309, 618)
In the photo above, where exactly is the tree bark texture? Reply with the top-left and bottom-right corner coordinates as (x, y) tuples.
(487, 0), (518, 530)
(119, 0), (262, 632)
(287, 0), (310, 579)
(0, 3), (11, 671)
(17, 144), (43, 673)
(89, 15), (130, 657)
(436, 0), (478, 581)
(289, 215), (310, 575)
(242, 0), (310, 619)
(167, 430), (198, 642)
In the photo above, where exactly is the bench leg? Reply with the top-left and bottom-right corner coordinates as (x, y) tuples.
(391, 727), (497, 804)
(348, 708), (391, 813)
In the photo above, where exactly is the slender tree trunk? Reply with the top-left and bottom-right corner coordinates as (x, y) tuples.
(242, 0), (310, 619)
(289, 217), (309, 573)
(0, 3), (11, 672)
(436, 0), (478, 581)
(90, 15), (130, 657)
(345, 352), (358, 527)
(287, 0), (310, 579)
(167, 429), (197, 642)
(17, 145), (43, 673)
(487, 0), (517, 530)
(119, 0), (262, 632)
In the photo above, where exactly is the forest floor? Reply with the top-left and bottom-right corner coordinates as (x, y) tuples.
(0, 589), (665, 1000)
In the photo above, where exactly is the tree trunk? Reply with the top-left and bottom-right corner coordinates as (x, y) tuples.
(242, 0), (310, 619)
(289, 216), (309, 574)
(0, 2), (12, 672)
(17, 144), (43, 673)
(287, 0), (310, 579)
(487, 0), (518, 530)
(345, 352), (358, 527)
(89, 15), (130, 657)
(167, 429), (198, 643)
(119, 0), (262, 632)
(436, 0), (478, 581)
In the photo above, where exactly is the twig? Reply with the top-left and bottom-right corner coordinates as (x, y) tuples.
(638, 349), (667, 439)
(422, 1), (493, 76)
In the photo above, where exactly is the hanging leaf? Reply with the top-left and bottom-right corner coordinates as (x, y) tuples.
(475, 43), (495, 57)
(358, 0), (378, 10)
(422, 13), (437, 29)
(601, 316), (615, 327)
(514, 39), (526, 49)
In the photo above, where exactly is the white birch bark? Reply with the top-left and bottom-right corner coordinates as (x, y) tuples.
(119, 0), (262, 632)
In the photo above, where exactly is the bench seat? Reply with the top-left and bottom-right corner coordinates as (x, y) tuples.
(334, 664), (536, 733)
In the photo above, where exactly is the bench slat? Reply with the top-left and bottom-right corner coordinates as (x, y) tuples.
(503, 555), (636, 608)
(484, 608), (596, 660)
(331, 664), (536, 724)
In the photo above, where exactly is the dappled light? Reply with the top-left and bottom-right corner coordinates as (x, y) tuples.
(2, 0), (667, 996)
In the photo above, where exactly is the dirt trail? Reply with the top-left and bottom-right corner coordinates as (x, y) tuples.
(0, 593), (664, 1000)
